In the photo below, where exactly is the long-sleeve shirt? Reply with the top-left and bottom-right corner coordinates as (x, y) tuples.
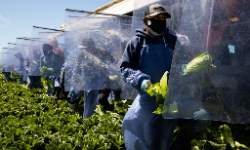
(40, 52), (64, 77)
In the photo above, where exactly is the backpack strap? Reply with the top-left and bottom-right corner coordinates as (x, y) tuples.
(142, 37), (146, 48)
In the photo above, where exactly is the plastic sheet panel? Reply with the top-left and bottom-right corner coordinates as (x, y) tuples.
(4, 43), (19, 73)
(160, 0), (250, 123)
(13, 38), (30, 76)
(0, 47), (10, 72)
(64, 9), (87, 31)
(38, 31), (65, 78)
(21, 38), (42, 76)
(64, 11), (132, 93)
(29, 27), (58, 76)
(38, 31), (65, 58)
(63, 9), (86, 92)
(22, 38), (37, 69)
(27, 38), (43, 76)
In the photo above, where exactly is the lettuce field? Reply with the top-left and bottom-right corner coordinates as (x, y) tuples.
(0, 73), (250, 150)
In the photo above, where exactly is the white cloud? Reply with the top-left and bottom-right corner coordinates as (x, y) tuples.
(0, 13), (10, 24)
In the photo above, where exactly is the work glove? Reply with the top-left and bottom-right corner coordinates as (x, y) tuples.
(193, 109), (209, 120)
(180, 64), (188, 76)
(176, 33), (190, 46)
(140, 79), (152, 93)
(49, 68), (54, 73)
(69, 87), (76, 97)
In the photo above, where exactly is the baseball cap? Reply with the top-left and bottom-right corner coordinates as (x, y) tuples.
(80, 36), (95, 48)
(144, 4), (171, 18)
(42, 43), (53, 51)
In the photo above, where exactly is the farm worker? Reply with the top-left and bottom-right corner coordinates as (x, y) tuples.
(2, 67), (13, 81)
(49, 39), (65, 99)
(49, 39), (65, 62)
(69, 36), (114, 118)
(120, 4), (177, 150)
(40, 43), (63, 96)
(26, 47), (42, 88)
(14, 52), (26, 83)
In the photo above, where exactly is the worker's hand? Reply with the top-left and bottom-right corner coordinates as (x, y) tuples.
(181, 64), (187, 71)
(49, 68), (54, 73)
(140, 79), (152, 93)
(69, 87), (76, 97)
(193, 109), (208, 120)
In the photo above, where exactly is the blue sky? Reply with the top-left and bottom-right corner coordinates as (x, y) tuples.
(0, 0), (113, 48)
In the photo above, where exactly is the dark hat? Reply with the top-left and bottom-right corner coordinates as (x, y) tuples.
(80, 36), (95, 48)
(144, 4), (171, 18)
(14, 52), (24, 62)
(42, 43), (53, 51)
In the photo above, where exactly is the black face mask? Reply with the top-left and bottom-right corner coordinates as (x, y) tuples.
(147, 19), (166, 35)
(43, 49), (52, 57)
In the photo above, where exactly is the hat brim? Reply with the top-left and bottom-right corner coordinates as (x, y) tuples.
(146, 11), (171, 18)
(78, 45), (87, 49)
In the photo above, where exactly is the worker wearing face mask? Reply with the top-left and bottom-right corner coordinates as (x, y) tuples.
(40, 43), (63, 96)
(120, 4), (177, 150)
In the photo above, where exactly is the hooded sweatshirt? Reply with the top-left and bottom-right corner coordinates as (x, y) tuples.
(50, 39), (65, 62)
(40, 52), (64, 77)
(120, 28), (177, 89)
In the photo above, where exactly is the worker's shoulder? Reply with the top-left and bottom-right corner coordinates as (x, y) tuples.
(165, 32), (177, 41)
(40, 55), (45, 59)
(126, 35), (143, 50)
(58, 48), (65, 54)
(129, 35), (142, 44)
(164, 33), (177, 50)
(53, 52), (62, 58)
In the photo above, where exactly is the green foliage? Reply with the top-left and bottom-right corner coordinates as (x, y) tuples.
(147, 82), (164, 105)
(41, 66), (52, 75)
(10, 71), (22, 79)
(182, 52), (216, 76)
(147, 71), (168, 104)
(147, 71), (178, 114)
(148, 52), (217, 114)
(41, 77), (53, 93)
(0, 73), (250, 150)
(190, 122), (250, 150)
(218, 124), (235, 148)
(0, 73), (129, 150)
(160, 71), (168, 98)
